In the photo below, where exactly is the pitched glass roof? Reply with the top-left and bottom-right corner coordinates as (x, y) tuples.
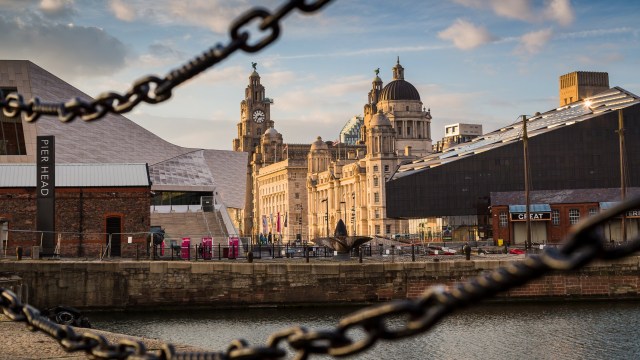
(391, 87), (640, 181)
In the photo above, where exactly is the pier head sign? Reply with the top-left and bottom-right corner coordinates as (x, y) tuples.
(36, 136), (55, 255)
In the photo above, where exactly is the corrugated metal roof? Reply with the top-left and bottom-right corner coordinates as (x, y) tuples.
(0, 163), (150, 187)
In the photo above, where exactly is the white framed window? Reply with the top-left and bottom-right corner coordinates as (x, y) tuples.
(375, 225), (381, 234)
(569, 209), (580, 225)
(373, 165), (379, 172)
(375, 209), (380, 219)
(499, 212), (508, 228)
(374, 192), (380, 203)
(373, 177), (379, 187)
(589, 208), (598, 217)
(552, 209), (560, 226)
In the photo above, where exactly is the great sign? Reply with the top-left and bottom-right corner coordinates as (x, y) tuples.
(510, 212), (551, 221)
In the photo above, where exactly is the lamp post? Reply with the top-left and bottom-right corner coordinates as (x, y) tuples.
(321, 198), (329, 238)
(352, 192), (356, 236)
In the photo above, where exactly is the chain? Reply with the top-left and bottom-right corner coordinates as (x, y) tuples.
(0, 0), (334, 123)
(3, 196), (640, 359)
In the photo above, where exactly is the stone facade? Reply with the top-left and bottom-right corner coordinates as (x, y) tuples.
(0, 187), (150, 257)
(2, 258), (639, 309)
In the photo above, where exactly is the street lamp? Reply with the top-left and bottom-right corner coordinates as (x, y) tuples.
(321, 198), (329, 238)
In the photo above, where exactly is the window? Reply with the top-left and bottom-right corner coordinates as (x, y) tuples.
(569, 209), (580, 225)
(384, 165), (389, 172)
(407, 126), (411, 135)
(375, 209), (380, 219)
(406, 106), (409, 111)
(552, 209), (560, 226)
(0, 88), (27, 155)
(373, 165), (379, 172)
(373, 177), (379, 187)
(256, 127), (262, 136)
(375, 225), (381, 234)
(374, 192), (380, 203)
(499, 212), (507, 228)
(386, 224), (391, 234)
(295, 193), (299, 199)
(589, 208), (598, 217)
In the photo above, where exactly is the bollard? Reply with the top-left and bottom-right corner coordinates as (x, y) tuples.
(391, 245), (395, 263)
(16, 246), (22, 260)
(464, 243), (471, 261)
(411, 244), (415, 262)
(136, 244), (139, 261)
(247, 251), (254, 263)
(359, 247), (363, 263)
(305, 246), (309, 263)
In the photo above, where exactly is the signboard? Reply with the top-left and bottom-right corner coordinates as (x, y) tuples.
(510, 212), (551, 221)
(626, 210), (640, 218)
(442, 225), (452, 241)
(36, 136), (55, 254)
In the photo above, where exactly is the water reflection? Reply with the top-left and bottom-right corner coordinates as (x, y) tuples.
(90, 302), (640, 360)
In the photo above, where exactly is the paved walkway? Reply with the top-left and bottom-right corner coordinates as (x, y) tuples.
(0, 315), (204, 360)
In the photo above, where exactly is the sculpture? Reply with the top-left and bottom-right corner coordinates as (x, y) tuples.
(313, 219), (372, 260)
(252, 62), (257, 71)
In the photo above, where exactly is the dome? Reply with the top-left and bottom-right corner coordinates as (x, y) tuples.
(370, 110), (391, 127)
(264, 127), (279, 139)
(379, 79), (420, 101)
(310, 136), (328, 151)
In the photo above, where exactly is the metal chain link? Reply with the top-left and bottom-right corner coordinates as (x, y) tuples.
(3, 196), (640, 359)
(0, 0), (334, 123)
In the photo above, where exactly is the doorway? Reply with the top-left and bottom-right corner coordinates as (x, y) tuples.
(106, 216), (122, 257)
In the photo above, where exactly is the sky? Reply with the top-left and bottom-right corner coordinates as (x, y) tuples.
(1, 0), (639, 151)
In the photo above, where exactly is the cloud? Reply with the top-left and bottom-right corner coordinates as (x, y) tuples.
(109, 0), (135, 22)
(544, 0), (574, 26)
(516, 28), (553, 55)
(452, 0), (574, 26)
(103, 0), (250, 33)
(438, 19), (496, 50)
(0, 11), (129, 79)
(38, 0), (77, 20)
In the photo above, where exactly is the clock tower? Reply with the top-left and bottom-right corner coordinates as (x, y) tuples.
(233, 63), (274, 236)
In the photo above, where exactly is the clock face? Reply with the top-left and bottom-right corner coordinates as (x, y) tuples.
(253, 110), (265, 123)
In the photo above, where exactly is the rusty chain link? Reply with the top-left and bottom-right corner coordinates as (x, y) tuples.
(0, 0), (334, 123)
(3, 196), (640, 359)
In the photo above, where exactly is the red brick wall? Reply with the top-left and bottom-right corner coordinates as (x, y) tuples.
(1, 187), (150, 258)
(492, 203), (601, 245)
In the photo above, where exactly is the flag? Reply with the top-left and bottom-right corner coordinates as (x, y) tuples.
(262, 215), (268, 235)
(284, 212), (288, 228)
(332, 139), (340, 146)
(277, 212), (281, 233)
(282, 144), (288, 153)
(270, 213), (274, 232)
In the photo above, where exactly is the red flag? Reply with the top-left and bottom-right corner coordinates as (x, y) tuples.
(277, 212), (281, 233)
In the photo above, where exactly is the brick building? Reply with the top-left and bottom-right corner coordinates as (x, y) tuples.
(0, 163), (151, 257)
(491, 188), (640, 245)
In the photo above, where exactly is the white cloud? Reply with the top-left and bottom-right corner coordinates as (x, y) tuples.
(39, 0), (76, 19)
(544, 0), (574, 26)
(452, 0), (574, 26)
(516, 28), (554, 55)
(109, 0), (135, 22)
(438, 19), (496, 50)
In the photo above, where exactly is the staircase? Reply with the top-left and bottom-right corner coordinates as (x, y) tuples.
(150, 211), (228, 247)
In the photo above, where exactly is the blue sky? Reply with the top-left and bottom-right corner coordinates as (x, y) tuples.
(1, 0), (639, 150)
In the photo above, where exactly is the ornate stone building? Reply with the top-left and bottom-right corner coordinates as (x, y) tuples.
(307, 60), (433, 238)
(235, 60), (433, 241)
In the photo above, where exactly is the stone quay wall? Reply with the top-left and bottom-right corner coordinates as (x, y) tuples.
(0, 257), (638, 310)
